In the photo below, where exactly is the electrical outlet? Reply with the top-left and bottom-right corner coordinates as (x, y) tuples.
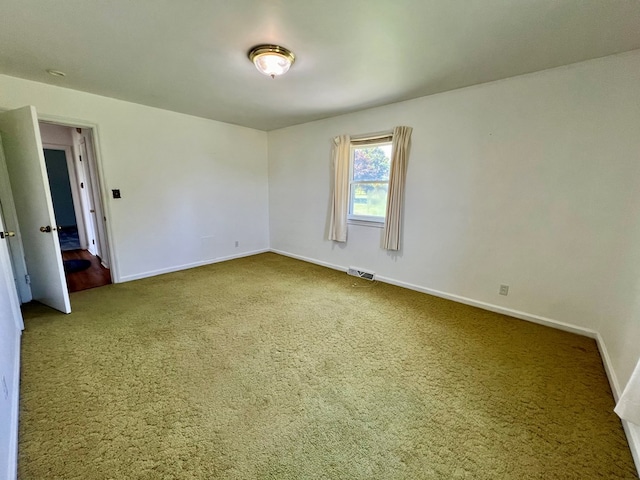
(2, 376), (8, 400)
(499, 284), (509, 296)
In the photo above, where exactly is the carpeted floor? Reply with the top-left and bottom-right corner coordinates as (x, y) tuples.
(19, 253), (637, 479)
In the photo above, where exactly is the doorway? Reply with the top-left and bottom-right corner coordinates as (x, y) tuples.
(39, 122), (112, 293)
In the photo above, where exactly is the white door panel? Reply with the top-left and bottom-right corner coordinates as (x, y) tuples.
(0, 207), (23, 329)
(0, 106), (71, 314)
(0, 135), (32, 304)
(0, 207), (22, 480)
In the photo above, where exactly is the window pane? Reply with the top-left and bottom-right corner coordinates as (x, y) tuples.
(352, 144), (391, 181)
(351, 183), (388, 218)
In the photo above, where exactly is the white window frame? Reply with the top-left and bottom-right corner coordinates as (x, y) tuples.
(347, 139), (393, 226)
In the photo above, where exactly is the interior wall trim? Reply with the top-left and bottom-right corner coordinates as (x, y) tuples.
(7, 330), (21, 480)
(37, 113), (119, 283)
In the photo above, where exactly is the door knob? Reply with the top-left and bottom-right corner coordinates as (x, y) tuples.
(0, 231), (15, 239)
(40, 226), (52, 233)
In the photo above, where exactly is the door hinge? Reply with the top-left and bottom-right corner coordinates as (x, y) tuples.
(25, 274), (31, 285)
(79, 155), (82, 162)
(92, 239), (95, 245)
(81, 182), (84, 188)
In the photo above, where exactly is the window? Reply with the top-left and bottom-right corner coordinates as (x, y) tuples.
(348, 140), (392, 224)
(329, 127), (411, 247)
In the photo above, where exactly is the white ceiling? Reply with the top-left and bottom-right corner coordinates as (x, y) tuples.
(1, 0), (639, 131)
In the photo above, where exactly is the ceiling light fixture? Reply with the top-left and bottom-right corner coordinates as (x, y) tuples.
(46, 69), (66, 77)
(248, 44), (295, 79)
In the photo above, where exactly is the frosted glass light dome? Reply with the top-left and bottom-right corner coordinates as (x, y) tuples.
(248, 45), (295, 78)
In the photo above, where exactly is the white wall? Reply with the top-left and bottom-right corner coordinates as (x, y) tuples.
(0, 75), (270, 282)
(268, 50), (640, 455)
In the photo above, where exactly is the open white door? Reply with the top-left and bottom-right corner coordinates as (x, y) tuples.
(77, 137), (99, 256)
(0, 207), (23, 329)
(0, 106), (71, 314)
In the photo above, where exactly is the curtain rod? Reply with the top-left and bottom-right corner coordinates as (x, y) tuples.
(350, 129), (393, 143)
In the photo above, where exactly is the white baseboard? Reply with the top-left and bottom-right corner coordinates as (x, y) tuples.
(117, 248), (270, 283)
(270, 249), (597, 338)
(595, 332), (640, 473)
(376, 275), (598, 339)
(596, 332), (622, 402)
(7, 329), (21, 480)
(270, 248), (640, 476)
(270, 249), (346, 273)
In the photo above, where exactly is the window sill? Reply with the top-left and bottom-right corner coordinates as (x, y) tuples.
(348, 218), (385, 229)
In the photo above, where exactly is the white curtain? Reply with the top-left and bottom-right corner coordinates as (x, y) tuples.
(328, 134), (350, 242)
(615, 358), (640, 426)
(383, 126), (413, 250)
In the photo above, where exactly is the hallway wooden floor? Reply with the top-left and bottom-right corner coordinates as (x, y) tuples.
(62, 249), (112, 292)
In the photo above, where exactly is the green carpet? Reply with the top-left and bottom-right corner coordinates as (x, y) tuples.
(19, 253), (637, 479)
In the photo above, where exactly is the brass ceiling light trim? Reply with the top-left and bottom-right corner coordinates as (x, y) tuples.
(248, 44), (295, 79)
